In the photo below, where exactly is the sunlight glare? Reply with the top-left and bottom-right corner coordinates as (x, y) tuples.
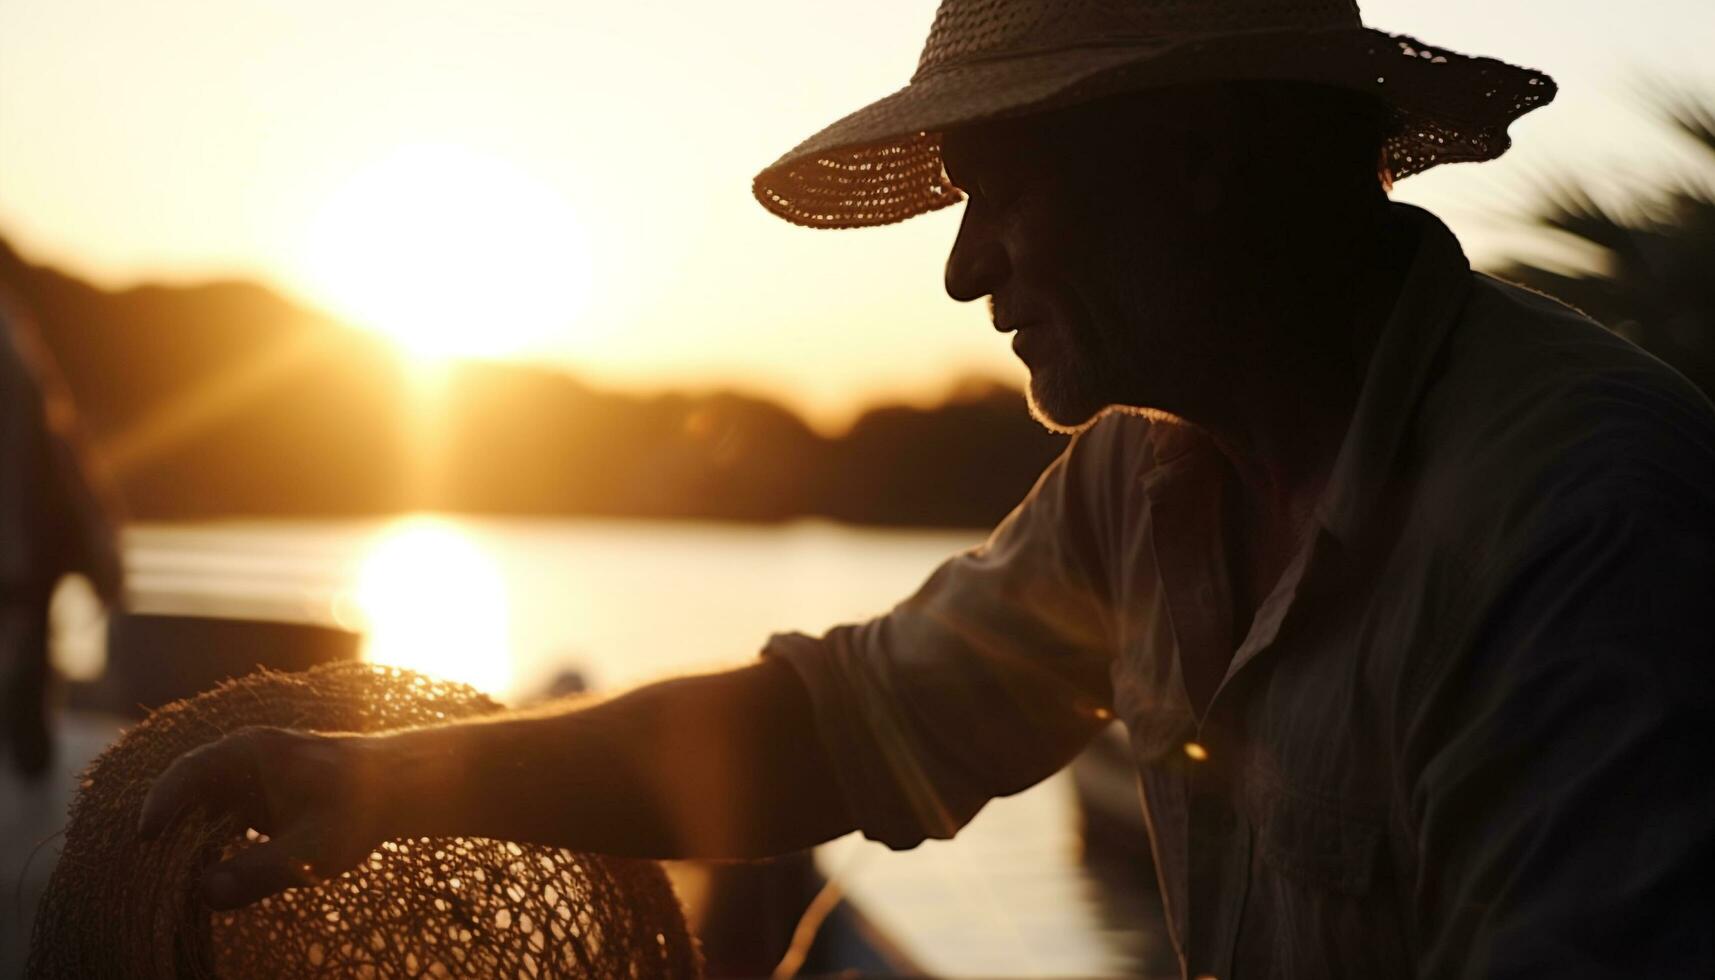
(299, 144), (593, 361)
(350, 517), (513, 696)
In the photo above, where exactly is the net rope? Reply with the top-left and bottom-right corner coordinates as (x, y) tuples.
(28, 662), (701, 979)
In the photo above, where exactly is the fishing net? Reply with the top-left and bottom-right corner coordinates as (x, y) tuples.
(27, 661), (701, 978)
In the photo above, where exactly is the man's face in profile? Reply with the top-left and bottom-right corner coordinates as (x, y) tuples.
(942, 118), (1134, 432)
(939, 89), (1264, 433)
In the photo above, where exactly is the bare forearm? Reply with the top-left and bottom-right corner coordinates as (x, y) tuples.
(371, 658), (853, 859)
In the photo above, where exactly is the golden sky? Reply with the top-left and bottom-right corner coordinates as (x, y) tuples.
(3, 0), (1713, 431)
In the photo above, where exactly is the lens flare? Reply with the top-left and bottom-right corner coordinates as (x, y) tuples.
(349, 517), (512, 696)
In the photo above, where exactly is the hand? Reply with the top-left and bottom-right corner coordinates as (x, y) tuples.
(137, 726), (390, 910)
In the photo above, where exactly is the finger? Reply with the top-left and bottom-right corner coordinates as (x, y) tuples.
(137, 732), (266, 839)
(201, 834), (325, 910)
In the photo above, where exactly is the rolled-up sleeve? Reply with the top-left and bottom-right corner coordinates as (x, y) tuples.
(765, 420), (1127, 849)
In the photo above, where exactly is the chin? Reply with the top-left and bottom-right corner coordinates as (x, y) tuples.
(1025, 370), (1111, 436)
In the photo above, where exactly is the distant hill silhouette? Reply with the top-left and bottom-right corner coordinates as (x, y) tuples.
(0, 236), (1063, 528)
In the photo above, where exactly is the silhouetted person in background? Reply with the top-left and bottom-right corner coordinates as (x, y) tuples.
(141, 1), (1715, 975)
(1, 294), (124, 778)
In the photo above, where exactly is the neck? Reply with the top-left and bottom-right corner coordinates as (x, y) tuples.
(1178, 201), (1404, 528)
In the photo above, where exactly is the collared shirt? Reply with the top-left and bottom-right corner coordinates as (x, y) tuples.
(766, 205), (1715, 978)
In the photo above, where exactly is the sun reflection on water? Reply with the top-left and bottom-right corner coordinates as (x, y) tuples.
(346, 517), (512, 697)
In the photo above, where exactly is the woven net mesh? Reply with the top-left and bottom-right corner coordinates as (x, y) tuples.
(753, 0), (1556, 228)
(27, 662), (701, 979)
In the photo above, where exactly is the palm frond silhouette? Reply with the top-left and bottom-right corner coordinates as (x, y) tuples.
(1494, 92), (1715, 396)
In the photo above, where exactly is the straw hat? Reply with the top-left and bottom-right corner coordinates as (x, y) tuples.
(753, 0), (1555, 228)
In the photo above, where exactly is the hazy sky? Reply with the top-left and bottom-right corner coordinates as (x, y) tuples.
(3, 0), (1713, 429)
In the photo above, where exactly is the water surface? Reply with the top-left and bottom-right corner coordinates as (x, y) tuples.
(52, 515), (1162, 977)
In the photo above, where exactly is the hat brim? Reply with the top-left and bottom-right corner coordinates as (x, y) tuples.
(754, 27), (1555, 228)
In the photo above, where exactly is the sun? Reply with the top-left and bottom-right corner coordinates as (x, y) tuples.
(349, 516), (514, 696)
(298, 144), (593, 360)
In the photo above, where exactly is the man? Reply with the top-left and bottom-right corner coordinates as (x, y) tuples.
(1, 296), (125, 778)
(141, 1), (1715, 975)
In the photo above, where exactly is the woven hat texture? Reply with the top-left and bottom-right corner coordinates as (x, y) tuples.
(27, 662), (701, 979)
(754, 0), (1556, 228)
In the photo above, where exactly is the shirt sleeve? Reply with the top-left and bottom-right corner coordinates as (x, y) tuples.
(763, 420), (1127, 849)
(1405, 487), (1715, 977)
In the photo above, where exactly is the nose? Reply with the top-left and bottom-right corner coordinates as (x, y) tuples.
(943, 203), (1009, 304)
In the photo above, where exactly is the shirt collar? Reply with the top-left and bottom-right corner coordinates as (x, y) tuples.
(1139, 203), (1473, 540)
(1314, 204), (1472, 546)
